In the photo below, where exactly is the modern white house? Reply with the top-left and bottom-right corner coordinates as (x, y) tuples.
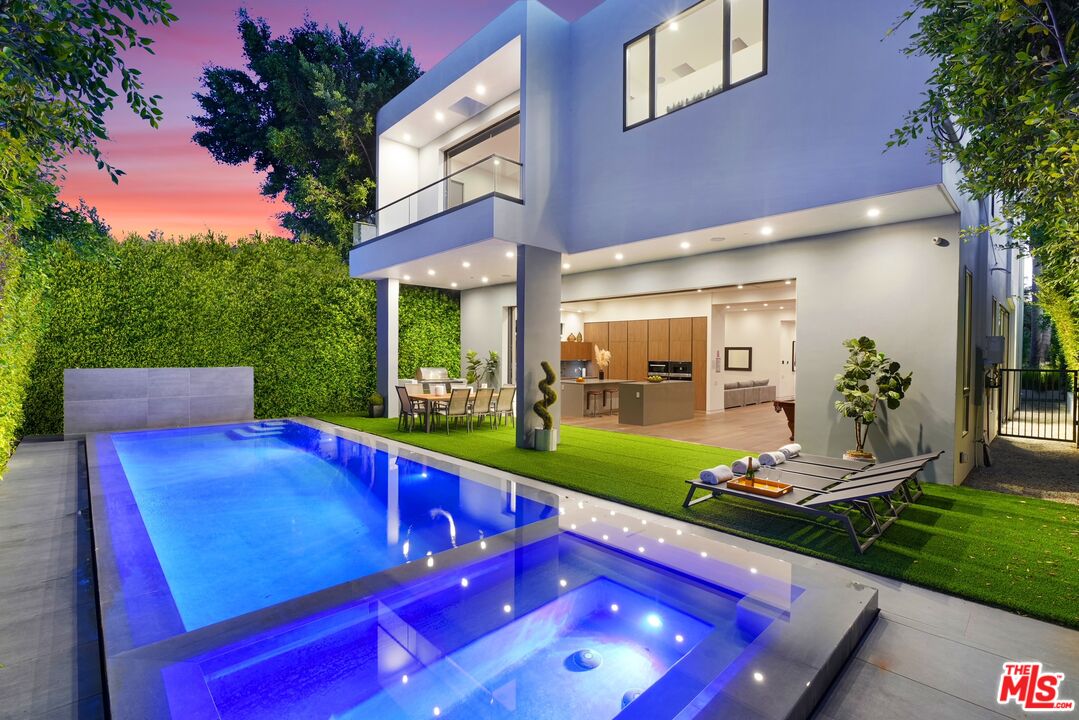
(349, 0), (1023, 485)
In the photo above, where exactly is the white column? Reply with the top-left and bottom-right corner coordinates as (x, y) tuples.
(376, 278), (400, 418)
(515, 245), (562, 448)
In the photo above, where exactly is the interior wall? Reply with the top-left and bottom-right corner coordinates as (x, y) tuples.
(722, 308), (796, 390)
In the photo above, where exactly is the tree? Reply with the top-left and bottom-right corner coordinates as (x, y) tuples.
(192, 11), (422, 256)
(889, 0), (1079, 369)
(834, 337), (913, 456)
(0, 0), (177, 232)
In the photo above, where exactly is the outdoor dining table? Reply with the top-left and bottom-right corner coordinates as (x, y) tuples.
(411, 391), (477, 432)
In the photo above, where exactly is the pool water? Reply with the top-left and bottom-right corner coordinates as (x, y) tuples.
(162, 534), (756, 720)
(98, 420), (555, 631)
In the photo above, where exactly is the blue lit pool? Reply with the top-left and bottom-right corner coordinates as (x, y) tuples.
(87, 419), (878, 719)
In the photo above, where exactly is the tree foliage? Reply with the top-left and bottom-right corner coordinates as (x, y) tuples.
(0, 0), (176, 231)
(834, 337), (913, 453)
(0, 239), (45, 475)
(890, 0), (1079, 368)
(192, 11), (422, 255)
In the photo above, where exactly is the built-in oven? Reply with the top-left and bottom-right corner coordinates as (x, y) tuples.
(668, 361), (693, 381)
(647, 361), (670, 377)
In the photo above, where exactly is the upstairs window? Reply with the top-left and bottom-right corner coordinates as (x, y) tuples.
(624, 0), (767, 130)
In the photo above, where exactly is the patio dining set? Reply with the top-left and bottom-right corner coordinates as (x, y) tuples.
(395, 383), (516, 433)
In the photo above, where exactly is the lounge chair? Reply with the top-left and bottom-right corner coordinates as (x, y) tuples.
(683, 475), (912, 553)
(783, 450), (943, 473)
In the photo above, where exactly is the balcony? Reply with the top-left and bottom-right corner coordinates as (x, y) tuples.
(356, 155), (522, 243)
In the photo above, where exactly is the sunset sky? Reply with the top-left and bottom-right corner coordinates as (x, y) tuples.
(58, 0), (601, 239)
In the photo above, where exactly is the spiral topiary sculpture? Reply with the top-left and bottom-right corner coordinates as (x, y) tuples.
(533, 360), (558, 430)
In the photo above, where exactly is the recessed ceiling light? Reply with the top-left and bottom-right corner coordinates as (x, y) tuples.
(737, 284), (744, 289)
(435, 111), (445, 122)
(462, 261), (471, 268)
(403, 274), (411, 281)
(493, 158), (501, 166)
(763, 303), (769, 307)
(697, 288), (702, 293)
(427, 269), (436, 276)
(779, 305), (785, 309)
(679, 241), (690, 250)
(505, 250), (514, 258)
(785, 279), (792, 285)
(669, 20), (679, 30)
(725, 305), (731, 309)
(475, 83), (486, 96)
(760, 226), (774, 236)
(615, 252), (624, 261)
(402, 132), (411, 142)
(743, 308), (748, 312)
(562, 262), (571, 270)
(450, 282), (458, 288)
(867, 207), (881, 218)
(481, 276), (489, 283)
(577, 309), (582, 314)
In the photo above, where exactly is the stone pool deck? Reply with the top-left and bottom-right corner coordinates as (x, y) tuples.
(1, 433), (1075, 719)
(0, 440), (104, 719)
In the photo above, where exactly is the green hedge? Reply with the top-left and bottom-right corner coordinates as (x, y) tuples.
(0, 240), (45, 474)
(21, 236), (459, 435)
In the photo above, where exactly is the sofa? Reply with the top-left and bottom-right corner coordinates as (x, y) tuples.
(723, 379), (777, 408)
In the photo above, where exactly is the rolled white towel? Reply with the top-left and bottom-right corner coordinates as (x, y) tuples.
(732, 456), (761, 475)
(699, 465), (733, 485)
(759, 451), (786, 467)
(779, 443), (801, 459)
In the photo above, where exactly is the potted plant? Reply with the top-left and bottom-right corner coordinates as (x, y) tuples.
(533, 360), (558, 451)
(465, 350), (482, 386)
(465, 349), (501, 388)
(593, 345), (611, 380)
(834, 337), (912, 461)
(482, 350), (500, 388)
(368, 391), (385, 418)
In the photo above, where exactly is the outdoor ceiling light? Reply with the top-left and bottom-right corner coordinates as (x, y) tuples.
(435, 111), (445, 122)
(867, 207), (881, 218)
(562, 262), (571, 269)
(615, 252), (624, 261)
(476, 83), (486, 95)
(760, 226), (774, 236)
(462, 261), (471, 268)
(669, 20), (679, 30)
(505, 250), (514, 258)
(451, 282), (458, 288)
(493, 158), (501, 166)
(402, 132), (411, 142)
(403, 274), (411, 281)
(932, 236), (951, 247)
(680, 241), (690, 249)
(427, 269), (436, 276)
(481, 276), (489, 283)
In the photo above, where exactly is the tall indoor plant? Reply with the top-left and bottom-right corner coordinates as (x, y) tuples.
(834, 337), (912, 460)
(533, 360), (558, 451)
(465, 349), (500, 387)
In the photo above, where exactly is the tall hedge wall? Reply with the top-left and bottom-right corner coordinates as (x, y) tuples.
(21, 237), (460, 435)
(0, 241), (45, 473)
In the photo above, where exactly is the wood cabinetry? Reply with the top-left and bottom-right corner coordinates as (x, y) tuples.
(608, 321), (627, 379)
(583, 322), (609, 349)
(560, 341), (593, 361)
(627, 320), (648, 380)
(647, 319), (670, 361)
(692, 316), (708, 411)
(669, 317), (693, 362)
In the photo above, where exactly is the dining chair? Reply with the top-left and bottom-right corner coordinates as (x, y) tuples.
(433, 388), (472, 433)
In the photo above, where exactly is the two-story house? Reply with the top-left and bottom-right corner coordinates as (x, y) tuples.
(349, 0), (1023, 485)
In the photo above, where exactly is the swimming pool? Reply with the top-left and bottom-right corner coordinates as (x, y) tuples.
(87, 418), (878, 719)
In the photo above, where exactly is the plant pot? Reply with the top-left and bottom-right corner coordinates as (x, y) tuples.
(843, 450), (876, 462)
(599, 370), (605, 380)
(369, 404), (384, 418)
(534, 428), (557, 452)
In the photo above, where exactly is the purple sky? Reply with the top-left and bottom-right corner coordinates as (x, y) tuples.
(58, 0), (601, 238)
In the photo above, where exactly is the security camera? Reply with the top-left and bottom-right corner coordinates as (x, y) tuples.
(932, 237), (950, 247)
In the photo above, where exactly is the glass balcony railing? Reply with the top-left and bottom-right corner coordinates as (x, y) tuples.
(357, 155), (522, 242)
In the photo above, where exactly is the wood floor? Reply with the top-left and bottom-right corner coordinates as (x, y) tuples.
(563, 402), (792, 452)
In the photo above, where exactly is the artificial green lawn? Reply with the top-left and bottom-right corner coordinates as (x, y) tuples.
(320, 415), (1079, 629)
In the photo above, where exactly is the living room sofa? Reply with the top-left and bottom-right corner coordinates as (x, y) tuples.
(723, 379), (777, 408)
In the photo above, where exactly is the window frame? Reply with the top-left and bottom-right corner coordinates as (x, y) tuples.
(622, 0), (768, 131)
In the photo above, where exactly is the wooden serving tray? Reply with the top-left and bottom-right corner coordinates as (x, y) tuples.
(728, 476), (793, 498)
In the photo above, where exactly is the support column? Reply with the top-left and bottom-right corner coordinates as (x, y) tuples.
(376, 278), (400, 418)
(515, 245), (562, 448)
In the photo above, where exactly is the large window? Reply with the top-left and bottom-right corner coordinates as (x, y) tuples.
(624, 0), (767, 129)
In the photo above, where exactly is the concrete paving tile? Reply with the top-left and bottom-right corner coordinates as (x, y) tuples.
(0, 642), (102, 717)
(813, 658), (1009, 720)
(0, 601), (99, 666)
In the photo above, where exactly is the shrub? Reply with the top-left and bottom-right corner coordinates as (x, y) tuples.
(20, 236), (459, 434)
(0, 240), (45, 474)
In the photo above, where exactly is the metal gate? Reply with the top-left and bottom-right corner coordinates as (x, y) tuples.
(998, 369), (1078, 444)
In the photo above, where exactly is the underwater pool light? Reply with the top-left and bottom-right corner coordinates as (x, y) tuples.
(610, 603), (620, 612)
(426, 557), (435, 568)
(402, 674), (409, 684)
(646, 613), (663, 628)
(753, 671), (765, 683)
(675, 634), (684, 643)
(460, 578), (469, 588)
(503, 604), (512, 613)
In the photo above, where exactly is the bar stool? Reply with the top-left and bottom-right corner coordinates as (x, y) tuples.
(602, 387), (618, 415)
(586, 389), (604, 417)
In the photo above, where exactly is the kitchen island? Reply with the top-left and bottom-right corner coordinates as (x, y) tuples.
(560, 379), (626, 417)
(618, 380), (694, 426)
